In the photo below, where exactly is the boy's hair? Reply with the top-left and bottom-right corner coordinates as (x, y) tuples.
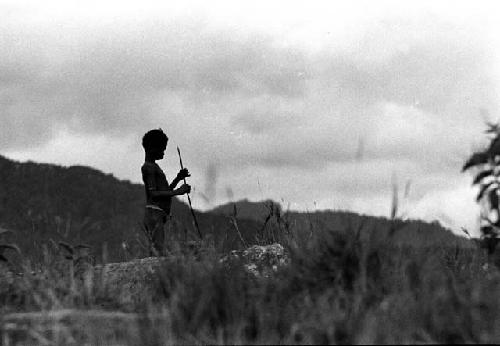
(142, 128), (169, 151)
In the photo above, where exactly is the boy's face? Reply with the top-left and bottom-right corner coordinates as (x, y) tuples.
(152, 142), (167, 160)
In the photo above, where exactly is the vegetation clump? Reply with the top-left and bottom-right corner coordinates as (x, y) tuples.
(0, 218), (497, 345)
(463, 122), (500, 259)
(1, 150), (499, 344)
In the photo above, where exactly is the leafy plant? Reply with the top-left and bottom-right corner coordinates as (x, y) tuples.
(463, 121), (500, 243)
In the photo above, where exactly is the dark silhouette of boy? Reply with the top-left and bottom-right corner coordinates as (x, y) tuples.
(141, 129), (191, 256)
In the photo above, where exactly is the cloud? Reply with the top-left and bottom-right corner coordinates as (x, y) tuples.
(152, 18), (496, 173)
(1, 6), (499, 234)
(2, 11), (494, 156)
(407, 181), (481, 236)
(3, 128), (140, 177)
(0, 16), (310, 150)
(232, 109), (302, 135)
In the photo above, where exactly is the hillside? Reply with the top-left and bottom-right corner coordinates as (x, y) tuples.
(211, 198), (282, 221)
(0, 155), (262, 262)
(0, 155), (474, 263)
(211, 199), (474, 248)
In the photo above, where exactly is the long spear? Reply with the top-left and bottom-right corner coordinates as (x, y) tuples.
(177, 146), (202, 239)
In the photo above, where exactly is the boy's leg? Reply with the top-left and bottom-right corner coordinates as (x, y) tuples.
(143, 208), (167, 256)
(151, 214), (167, 256)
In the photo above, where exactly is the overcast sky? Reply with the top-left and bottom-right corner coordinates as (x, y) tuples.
(2, 0), (500, 236)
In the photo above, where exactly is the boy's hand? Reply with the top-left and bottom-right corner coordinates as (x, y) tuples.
(177, 168), (190, 180)
(176, 183), (191, 195)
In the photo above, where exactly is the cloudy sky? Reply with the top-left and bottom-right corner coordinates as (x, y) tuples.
(2, 0), (500, 236)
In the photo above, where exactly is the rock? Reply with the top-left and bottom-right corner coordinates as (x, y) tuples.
(220, 243), (290, 278)
(91, 256), (168, 306)
(96, 244), (290, 304)
(2, 243), (290, 309)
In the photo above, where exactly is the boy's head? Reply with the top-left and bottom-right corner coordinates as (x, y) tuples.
(142, 128), (169, 160)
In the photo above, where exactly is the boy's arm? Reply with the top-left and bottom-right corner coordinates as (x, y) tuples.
(170, 176), (182, 189)
(170, 168), (190, 189)
(151, 189), (181, 198)
(142, 165), (182, 198)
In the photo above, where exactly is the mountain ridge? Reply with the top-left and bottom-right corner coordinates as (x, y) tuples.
(0, 155), (473, 262)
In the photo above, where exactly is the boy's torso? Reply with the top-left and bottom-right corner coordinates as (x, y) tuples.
(141, 161), (172, 215)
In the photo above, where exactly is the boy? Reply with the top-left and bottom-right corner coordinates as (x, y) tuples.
(141, 128), (191, 256)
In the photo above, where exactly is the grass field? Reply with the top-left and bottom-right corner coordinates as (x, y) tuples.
(1, 215), (500, 346)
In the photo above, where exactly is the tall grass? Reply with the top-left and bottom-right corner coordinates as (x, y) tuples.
(1, 219), (499, 345)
